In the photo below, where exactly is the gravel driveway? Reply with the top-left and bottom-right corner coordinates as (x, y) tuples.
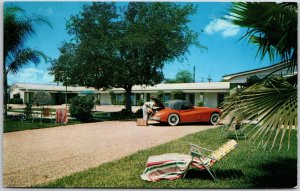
(3, 121), (214, 187)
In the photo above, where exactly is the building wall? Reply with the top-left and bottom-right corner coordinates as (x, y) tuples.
(10, 88), (25, 100)
(100, 93), (111, 105)
(204, 92), (218, 108)
(100, 92), (221, 107)
(142, 93), (152, 102)
(10, 84), (228, 108)
(24, 92), (29, 103)
(131, 94), (136, 105)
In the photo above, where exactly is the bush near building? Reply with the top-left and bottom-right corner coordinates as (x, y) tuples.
(9, 98), (23, 104)
(172, 90), (185, 100)
(69, 96), (95, 122)
(197, 102), (203, 106)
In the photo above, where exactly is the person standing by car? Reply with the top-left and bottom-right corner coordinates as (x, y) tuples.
(142, 101), (156, 121)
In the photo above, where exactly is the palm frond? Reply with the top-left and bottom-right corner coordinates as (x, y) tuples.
(4, 6), (51, 58)
(228, 2), (297, 69)
(7, 49), (48, 74)
(221, 76), (297, 150)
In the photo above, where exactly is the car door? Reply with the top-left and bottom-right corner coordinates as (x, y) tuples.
(179, 102), (200, 122)
(194, 107), (211, 122)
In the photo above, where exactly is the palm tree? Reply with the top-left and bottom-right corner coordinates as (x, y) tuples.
(4, 6), (51, 118)
(221, 2), (297, 150)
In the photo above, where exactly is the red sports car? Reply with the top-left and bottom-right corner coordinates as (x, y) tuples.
(149, 97), (221, 126)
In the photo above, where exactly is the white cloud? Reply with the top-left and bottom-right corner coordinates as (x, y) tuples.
(38, 7), (53, 16)
(204, 18), (240, 37)
(46, 8), (53, 15)
(8, 67), (54, 85)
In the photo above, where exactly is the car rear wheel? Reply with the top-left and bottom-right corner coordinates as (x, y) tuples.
(168, 113), (180, 126)
(210, 113), (220, 125)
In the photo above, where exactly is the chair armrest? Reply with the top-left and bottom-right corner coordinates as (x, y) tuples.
(189, 143), (215, 160)
(189, 143), (213, 152)
(190, 150), (217, 161)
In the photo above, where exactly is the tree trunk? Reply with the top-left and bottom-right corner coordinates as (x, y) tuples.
(3, 70), (8, 119)
(125, 87), (132, 113)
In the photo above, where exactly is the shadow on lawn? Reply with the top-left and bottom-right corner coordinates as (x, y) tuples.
(250, 158), (297, 188)
(151, 122), (212, 127)
(185, 168), (245, 180)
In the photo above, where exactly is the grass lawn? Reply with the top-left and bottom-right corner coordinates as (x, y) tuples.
(8, 108), (56, 112)
(4, 111), (137, 133)
(39, 127), (297, 188)
(3, 119), (82, 133)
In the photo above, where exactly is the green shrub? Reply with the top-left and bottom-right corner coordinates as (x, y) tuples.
(135, 108), (143, 118)
(9, 98), (23, 104)
(196, 101), (203, 106)
(69, 96), (95, 122)
(120, 108), (133, 117)
(24, 103), (33, 119)
(137, 99), (144, 106)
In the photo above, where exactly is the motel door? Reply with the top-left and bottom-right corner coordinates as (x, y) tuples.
(217, 93), (225, 107)
(188, 93), (195, 106)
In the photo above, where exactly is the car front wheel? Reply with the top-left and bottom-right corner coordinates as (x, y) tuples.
(168, 113), (180, 126)
(210, 113), (220, 125)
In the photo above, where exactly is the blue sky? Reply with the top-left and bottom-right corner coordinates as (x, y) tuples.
(6, 1), (278, 85)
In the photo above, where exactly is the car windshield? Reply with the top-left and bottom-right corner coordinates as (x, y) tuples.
(164, 102), (170, 108)
(164, 100), (190, 110)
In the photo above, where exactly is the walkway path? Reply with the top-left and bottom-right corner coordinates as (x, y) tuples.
(3, 121), (214, 187)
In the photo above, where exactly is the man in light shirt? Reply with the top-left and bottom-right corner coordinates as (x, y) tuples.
(142, 101), (156, 120)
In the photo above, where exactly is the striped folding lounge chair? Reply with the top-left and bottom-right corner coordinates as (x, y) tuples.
(189, 139), (238, 180)
(140, 140), (237, 182)
(140, 153), (193, 182)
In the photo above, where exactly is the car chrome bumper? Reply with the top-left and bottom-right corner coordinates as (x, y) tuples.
(150, 117), (161, 121)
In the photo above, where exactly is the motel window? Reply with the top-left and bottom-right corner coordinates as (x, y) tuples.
(116, 94), (123, 102)
(131, 94), (134, 104)
(163, 94), (171, 101)
(146, 93), (150, 101)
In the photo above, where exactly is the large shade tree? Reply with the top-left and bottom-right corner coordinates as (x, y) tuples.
(165, 70), (194, 83)
(222, 2), (297, 150)
(4, 6), (50, 117)
(50, 2), (199, 112)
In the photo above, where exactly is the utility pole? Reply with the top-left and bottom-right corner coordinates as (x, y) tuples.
(193, 65), (195, 83)
(65, 84), (67, 108)
(207, 75), (212, 83)
(64, 68), (68, 109)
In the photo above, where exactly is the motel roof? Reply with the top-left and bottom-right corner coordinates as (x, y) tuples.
(11, 83), (94, 92)
(127, 82), (230, 92)
(222, 61), (292, 81)
(11, 82), (230, 93)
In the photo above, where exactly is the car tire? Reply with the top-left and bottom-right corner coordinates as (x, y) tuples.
(168, 113), (180, 126)
(210, 113), (220, 125)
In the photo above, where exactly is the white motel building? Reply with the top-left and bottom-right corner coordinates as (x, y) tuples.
(9, 61), (296, 108)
